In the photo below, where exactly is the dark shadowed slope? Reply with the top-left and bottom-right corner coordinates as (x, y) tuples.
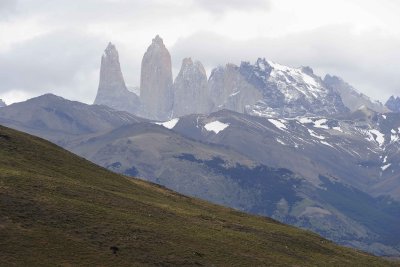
(0, 126), (396, 266)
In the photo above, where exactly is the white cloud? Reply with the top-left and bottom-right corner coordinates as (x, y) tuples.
(0, 0), (399, 104)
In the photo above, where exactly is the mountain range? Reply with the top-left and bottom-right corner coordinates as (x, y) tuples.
(94, 35), (392, 121)
(1, 35), (400, 258)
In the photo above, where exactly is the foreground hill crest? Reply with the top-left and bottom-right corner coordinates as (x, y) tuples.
(0, 125), (395, 266)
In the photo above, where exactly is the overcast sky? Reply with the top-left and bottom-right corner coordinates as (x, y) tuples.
(1, 0), (400, 105)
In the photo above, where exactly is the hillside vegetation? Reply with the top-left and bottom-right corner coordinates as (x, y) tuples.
(0, 125), (396, 266)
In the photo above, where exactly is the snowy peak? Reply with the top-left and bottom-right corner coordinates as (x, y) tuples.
(0, 99), (6, 108)
(239, 58), (348, 117)
(267, 60), (326, 100)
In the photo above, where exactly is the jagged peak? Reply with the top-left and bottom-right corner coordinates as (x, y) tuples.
(152, 34), (164, 46)
(179, 57), (206, 77)
(324, 74), (343, 83)
(102, 42), (118, 59)
(256, 57), (268, 65)
(182, 57), (193, 66)
(301, 66), (314, 75)
(225, 63), (238, 69)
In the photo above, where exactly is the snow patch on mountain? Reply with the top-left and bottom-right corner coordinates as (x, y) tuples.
(268, 61), (323, 101)
(308, 129), (325, 140)
(314, 119), (329, 129)
(204, 121), (229, 134)
(268, 118), (287, 130)
(155, 118), (179, 129)
(381, 163), (391, 171)
(276, 138), (287, 145)
(320, 141), (334, 148)
(297, 117), (313, 124)
(367, 129), (385, 147)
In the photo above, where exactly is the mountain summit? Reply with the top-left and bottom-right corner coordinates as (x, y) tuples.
(386, 95), (400, 112)
(140, 35), (173, 120)
(172, 58), (211, 117)
(94, 42), (139, 114)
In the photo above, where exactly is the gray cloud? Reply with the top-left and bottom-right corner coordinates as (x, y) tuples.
(0, 30), (106, 103)
(193, 0), (269, 14)
(0, 0), (17, 18)
(171, 26), (400, 102)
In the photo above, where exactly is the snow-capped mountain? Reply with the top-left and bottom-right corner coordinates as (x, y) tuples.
(0, 99), (6, 108)
(239, 58), (349, 117)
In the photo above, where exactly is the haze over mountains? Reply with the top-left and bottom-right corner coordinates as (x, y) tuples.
(94, 35), (393, 121)
(2, 35), (400, 258)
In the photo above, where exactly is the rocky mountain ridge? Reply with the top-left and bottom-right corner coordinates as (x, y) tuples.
(95, 35), (389, 121)
(324, 74), (388, 113)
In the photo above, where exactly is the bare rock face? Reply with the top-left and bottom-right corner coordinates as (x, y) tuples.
(0, 99), (6, 108)
(324, 74), (387, 113)
(208, 64), (262, 113)
(386, 96), (400, 112)
(173, 58), (211, 117)
(94, 42), (140, 114)
(140, 35), (173, 120)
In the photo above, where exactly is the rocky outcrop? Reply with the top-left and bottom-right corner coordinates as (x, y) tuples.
(94, 42), (140, 114)
(385, 96), (400, 112)
(172, 58), (211, 117)
(324, 75), (387, 113)
(0, 99), (6, 107)
(208, 64), (262, 113)
(140, 35), (173, 120)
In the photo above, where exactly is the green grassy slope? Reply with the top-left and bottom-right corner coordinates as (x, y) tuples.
(0, 125), (396, 267)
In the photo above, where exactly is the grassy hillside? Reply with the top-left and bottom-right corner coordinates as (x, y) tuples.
(0, 125), (397, 266)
